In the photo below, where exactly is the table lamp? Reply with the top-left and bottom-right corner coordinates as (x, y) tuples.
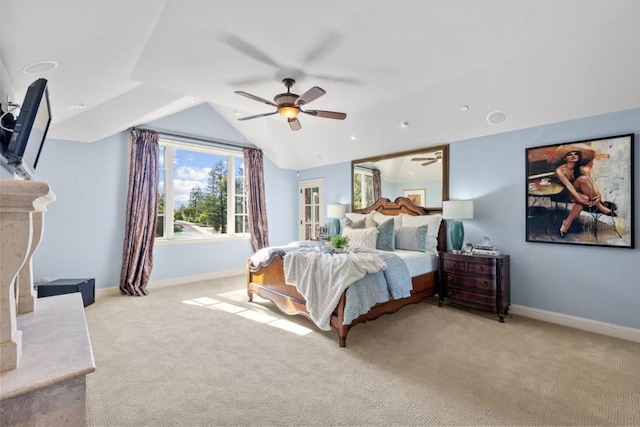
(443, 200), (474, 253)
(327, 204), (346, 236)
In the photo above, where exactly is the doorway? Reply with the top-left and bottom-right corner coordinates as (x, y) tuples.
(298, 179), (324, 240)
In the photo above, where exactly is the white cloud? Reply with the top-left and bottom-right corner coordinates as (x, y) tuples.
(171, 166), (213, 208)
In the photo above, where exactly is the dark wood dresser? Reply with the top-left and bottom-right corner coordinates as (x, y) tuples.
(439, 252), (510, 322)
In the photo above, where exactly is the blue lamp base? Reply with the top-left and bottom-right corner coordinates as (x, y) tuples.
(450, 220), (465, 253)
(331, 218), (341, 236)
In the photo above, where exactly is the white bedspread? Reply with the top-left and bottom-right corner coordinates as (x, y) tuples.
(283, 249), (387, 331)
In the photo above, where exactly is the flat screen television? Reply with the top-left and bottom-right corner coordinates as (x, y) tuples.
(5, 78), (52, 180)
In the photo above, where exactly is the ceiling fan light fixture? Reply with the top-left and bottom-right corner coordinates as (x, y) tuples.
(278, 106), (299, 119)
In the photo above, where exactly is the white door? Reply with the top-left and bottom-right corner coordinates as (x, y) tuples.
(299, 179), (324, 240)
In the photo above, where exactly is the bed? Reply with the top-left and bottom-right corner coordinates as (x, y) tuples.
(246, 197), (447, 347)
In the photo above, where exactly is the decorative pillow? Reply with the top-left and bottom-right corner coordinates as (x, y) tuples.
(400, 213), (442, 239)
(395, 225), (428, 252)
(345, 212), (367, 223)
(345, 217), (366, 229)
(374, 218), (395, 251)
(372, 211), (402, 229)
(345, 212), (376, 228)
(342, 227), (378, 250)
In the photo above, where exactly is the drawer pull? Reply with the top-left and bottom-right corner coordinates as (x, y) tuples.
(480, 281), (489, 288)
(481, 297), (488, 302)
(450, 262), (457, 268)
(447, 290), (453, 296)
(478, 266), (485, 272)
(447, 275), (454, 282)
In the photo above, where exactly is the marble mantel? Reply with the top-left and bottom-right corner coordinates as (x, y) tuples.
(0, 179), (56, 372)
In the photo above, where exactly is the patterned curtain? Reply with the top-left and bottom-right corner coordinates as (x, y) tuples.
(243, 147), (269, 251)
(120, 129), (159, 296)
(372, 168), (382, 201)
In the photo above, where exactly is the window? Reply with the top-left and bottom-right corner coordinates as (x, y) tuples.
(353, 168), (374, 210)
(156, 139), (248, 242)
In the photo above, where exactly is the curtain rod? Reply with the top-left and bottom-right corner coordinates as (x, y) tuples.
(131, 127), (255, 151)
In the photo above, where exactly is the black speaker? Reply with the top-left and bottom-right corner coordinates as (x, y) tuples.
(37, 278), (95, 307)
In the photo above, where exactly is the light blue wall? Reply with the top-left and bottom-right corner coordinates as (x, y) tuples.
(298, 108), (640, 329)
(33, 135), (129, 287)
(33, 104), (298, 288)
(449, 108), (639, 329)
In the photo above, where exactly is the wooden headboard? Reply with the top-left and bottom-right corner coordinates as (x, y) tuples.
(361, 197), (447, 252)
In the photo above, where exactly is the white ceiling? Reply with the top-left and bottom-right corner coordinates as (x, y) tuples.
(2, 0), (640, 170)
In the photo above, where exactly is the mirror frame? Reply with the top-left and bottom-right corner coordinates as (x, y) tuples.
(351, 144), (449, 212)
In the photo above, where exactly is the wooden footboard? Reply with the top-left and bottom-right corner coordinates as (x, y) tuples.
(246, 196), (445, 347)
(247, 250), (438, 347)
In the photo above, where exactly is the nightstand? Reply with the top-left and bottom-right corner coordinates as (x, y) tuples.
(439, 252), (510, 322)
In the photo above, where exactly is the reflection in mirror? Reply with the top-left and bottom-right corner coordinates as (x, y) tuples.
(352, 144), (449, 211)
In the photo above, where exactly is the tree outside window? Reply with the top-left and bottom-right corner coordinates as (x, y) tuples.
(156, 139), (248, 241)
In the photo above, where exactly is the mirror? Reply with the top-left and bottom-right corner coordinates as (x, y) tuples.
(351, 144), (449, 212)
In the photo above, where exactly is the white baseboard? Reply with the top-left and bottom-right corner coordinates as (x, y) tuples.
(95, 269), (246, 298)
(510, 304), (640, 343)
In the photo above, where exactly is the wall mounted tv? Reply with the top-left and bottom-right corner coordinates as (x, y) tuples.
(4, 78), (52, 180)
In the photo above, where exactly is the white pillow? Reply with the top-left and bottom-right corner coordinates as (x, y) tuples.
(372, 211), (402, 229)
(342, 227), (378, 250)
(401, 213), (443, 239)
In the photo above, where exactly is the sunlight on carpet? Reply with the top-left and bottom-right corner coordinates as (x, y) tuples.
(181, 291), (314, 336)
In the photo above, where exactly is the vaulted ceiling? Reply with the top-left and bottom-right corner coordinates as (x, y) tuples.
(2, 0), (639, 170)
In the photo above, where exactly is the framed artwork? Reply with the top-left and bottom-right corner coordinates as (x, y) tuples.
(525, 133), (634, 248)
(403, 188), (426, 207)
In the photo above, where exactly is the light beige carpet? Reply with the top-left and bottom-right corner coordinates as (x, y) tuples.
(85, 275), (640, 426)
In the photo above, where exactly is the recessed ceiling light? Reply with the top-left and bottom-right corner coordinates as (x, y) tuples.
(350, 135), (357, 141)
(487, 110), (508, 125)
(22, 60), (58, 74)
(234, 111), (241, 116)
(460, 105), (469, 112)
(400, 121), (409, 128)
(72, 103), (86, 110)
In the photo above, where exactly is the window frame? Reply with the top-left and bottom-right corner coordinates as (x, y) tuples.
(353, 167), (374, 211)
(155, 137), (249, 245)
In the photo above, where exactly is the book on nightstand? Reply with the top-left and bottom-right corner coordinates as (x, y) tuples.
(471, 248), (501, 256)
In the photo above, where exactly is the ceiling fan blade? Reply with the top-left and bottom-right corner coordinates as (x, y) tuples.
(288, 118), (302, 131)
(303, 110), (347, 120)
(411, 157), (433, 161)
(302, 32), (342, 66)
(223, 35), (282, 68)
(237, 111), (277, 121)
(295, 86), (326, 106)
(421, 160), (437, 166)
(229, 76), (273, 86)
(306, 73), (361, 85)
(234, 91), (277, 107)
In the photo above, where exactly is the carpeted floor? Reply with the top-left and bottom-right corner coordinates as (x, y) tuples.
(85, 275), (640, 426)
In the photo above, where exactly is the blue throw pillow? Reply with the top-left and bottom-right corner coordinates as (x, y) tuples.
(375, 218), (395, 251)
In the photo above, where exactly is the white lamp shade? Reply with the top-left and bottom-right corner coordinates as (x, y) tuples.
(442, 200), (474, 219)
(327, 204), (346, 218)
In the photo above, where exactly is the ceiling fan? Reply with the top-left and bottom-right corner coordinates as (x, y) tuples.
(234, 78), (347, 131)
(411, 152), (443, 166)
